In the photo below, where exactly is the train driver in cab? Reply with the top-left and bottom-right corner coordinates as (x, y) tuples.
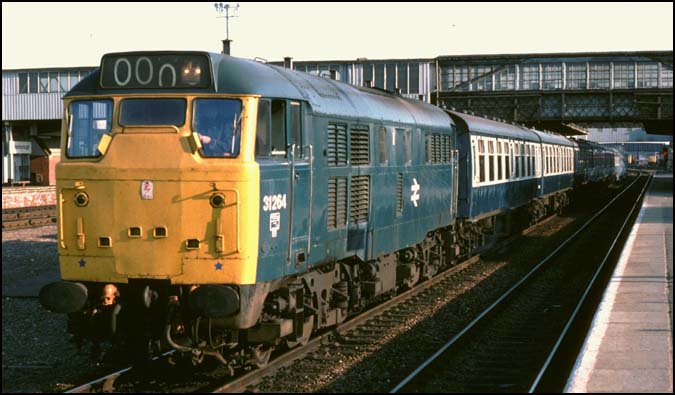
(193, 98), (242, 157)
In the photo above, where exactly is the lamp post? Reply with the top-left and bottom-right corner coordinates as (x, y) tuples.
(214, 2), (239, 41)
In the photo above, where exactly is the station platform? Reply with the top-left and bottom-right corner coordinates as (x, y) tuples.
(1, 185), (56, 209)
(566, 172), (673, 392)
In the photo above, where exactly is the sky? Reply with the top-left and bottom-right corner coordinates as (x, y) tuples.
(2, 2), (673, 69)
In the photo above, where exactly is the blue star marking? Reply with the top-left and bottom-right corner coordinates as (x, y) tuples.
(214, 262), (223, 270)
(78, 259), (86, 267)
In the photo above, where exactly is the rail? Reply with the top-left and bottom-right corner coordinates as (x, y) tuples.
(389, 173), (650, 393)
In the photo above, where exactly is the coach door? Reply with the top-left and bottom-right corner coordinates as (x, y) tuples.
(286, 101), (311, 273)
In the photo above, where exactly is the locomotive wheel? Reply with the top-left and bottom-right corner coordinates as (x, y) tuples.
(285, 314), (314, 348)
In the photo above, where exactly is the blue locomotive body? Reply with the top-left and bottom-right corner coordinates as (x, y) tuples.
(251, 63), (456, 283)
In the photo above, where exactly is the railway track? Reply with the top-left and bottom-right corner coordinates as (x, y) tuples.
(391, 174), (651, 393)
(57, 177), (644, 393)
(2, 205), (57, 230)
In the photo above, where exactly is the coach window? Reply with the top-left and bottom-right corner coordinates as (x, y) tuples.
(478, 139), (486, 183)
(524, 145), (530, 176)
(516, 143), (521, 177)
(471, 138), (477, 182)
(516, 143), (522, 177)
(556, 147), (561, 173)
(488, 140), (495, 181)
(520, 143), (525, 177)
(523, 144), (528, 176)
(504, 142), (510, 180)
(565, 148), (570, 171)
(497, 141), (504, 180)
(558, 147), (563, 173)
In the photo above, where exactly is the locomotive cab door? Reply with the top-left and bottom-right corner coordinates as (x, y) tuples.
(256, 99), (310, 278)
(286, 101), (311, 273)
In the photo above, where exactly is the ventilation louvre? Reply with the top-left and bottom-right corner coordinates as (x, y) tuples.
(327, 177), (347, 229)
(327, 123), (348, 166)
(350, 176), (370, 224)
(350, 127), (370, 165)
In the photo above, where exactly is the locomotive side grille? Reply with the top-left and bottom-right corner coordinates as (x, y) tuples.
(396, 173), (403, 214)
(349, 175), (370, 224)
(433, 134), (441, 163)
(350, 126), (370, 165)
(447, 135), (453, 163)
(327, 123), (348, 167)
(327, 177), (347, 229)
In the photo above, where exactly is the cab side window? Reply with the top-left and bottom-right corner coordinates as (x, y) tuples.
(256, 99), (286, 157)
(290, 101), (302, 155)
(271, 100), (286, 155)
(255, 99), (271, 157)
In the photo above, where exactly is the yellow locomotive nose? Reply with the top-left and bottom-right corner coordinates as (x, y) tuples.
(57, 97), (260, 287)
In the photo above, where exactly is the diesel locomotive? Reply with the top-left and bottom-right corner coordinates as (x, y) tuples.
(40, 51), (624, 369)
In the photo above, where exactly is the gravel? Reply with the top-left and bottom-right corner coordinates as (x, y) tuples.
(2, 225), (108, 393)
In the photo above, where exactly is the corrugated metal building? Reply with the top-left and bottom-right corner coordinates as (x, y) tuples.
(271, 57), (435, 102)
(2, 67), (96, 184)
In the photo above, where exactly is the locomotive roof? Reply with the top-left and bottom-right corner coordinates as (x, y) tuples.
(67, 51), (452, 131)
(447, 110), (572, 146)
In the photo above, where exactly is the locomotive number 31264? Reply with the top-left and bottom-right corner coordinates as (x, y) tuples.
(262, 194), (287, 212)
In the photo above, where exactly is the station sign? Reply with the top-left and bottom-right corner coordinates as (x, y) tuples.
(9, 141), (32, 155)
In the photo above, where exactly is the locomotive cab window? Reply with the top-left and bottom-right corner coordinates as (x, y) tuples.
(255, 99), (287, 157)
(289, 101), (302, 157)
(193, 98), (242, 157)
(66, 99), (114, 158)
(120, 98), (186, 126)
